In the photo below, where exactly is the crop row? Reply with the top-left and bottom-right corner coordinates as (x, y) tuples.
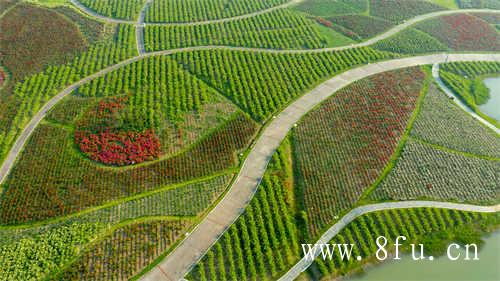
(0, 24), (137, 164)
(410, 82), (500, 158)
(293, 0), (367, 17)
(0, 113), (257, 224)
(172, 47), (394, 121)
(144, 0), (287, 23)
(415, 13), (500, 51)
(71, 55), (239, 156)
(56, 219), (190, 281)
(0, 174), (231, 248)
(369, 0), (445, 23)
(145, 9), (326, 50)
(0, 222), (102, 281)
(293, 67), (426, 236)
(186, 139), (301, 281)
(373, 28), (449, 54)
(370, 139), (499, 203)
(441, 61), (500, 78)
(79, 0), (145, 20)
(312, 208), (498, 279)
(439, 61), (500, 122)
(326, 14), (393, 40)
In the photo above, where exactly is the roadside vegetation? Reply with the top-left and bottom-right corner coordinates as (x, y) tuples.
(439, 61), (500, 126)
(145, 9), (326, 50)
(78, 0), (145, 20)
(145, 0), (288, 23)
(309, 209), (500, 280)
(1, 1), (499, 280)
(186, 138), (303, 281)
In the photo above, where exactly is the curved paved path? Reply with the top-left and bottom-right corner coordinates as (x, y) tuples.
(136, 0), (152, 54)
(138, 53), (500, 281)
(69, 0), (135, 24)
(70, 0), (304, 26)
(70, 0), (498, 28)
(279, 201), (500, 281)
(432, 63), (499, 134)
(0, 6), (499, 280)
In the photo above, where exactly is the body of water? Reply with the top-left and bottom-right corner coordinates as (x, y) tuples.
(345, 231), (500, 281)
(479, 77), (500, 121)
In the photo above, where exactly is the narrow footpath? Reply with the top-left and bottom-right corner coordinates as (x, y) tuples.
(139, 53), (500, 281)
(278, 201), (500, 281)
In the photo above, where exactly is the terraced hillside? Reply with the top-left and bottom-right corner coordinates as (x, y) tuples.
(0, 1), (499, 280)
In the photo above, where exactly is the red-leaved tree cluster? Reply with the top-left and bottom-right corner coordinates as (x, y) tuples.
(75, 96), (162, 166)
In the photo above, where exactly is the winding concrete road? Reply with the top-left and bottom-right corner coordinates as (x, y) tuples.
(136, 0), (152, 54)
(70, 0), (304, 26)
(69, 0), (135, 24)
(138, 53), (500, 281)
(70, 0), (498, 29)
(1, 5), (499, 281)
(279, 201), (500, 281)
(432, 63), (499, 134)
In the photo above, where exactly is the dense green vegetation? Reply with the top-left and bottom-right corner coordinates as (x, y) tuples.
(145, 0), (288, 23)
(145, 9), (326, 50)
(373, 14), (500, 54)
(293, 68), (426, 235)
(411, 82), (500, 158)
(1, 1), (499, 280)
(172, 47), (394, 121)
(309, 209), (500, 280)
(74, 56), (240, 158)
(373, 28), (449, 54)
(78, 0), (145, 20)
(186, 139), (303, 281)
(439, 61), (500, 126)
(0, 223), (102, 280)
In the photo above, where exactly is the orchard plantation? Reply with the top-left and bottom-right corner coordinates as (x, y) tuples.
(0, 0), (499, 281)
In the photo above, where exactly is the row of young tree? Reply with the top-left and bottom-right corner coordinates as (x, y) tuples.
(145, 9), (325, 50)
(145, 0), (287, 23)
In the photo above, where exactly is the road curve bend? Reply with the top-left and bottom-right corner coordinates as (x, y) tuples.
(70, 0), (304, 26)
(69, 0), (135, 24)
(138, 53), (500, 281)
(279, 201), (500, 281)
(432, 63), (499, 134)
(70, 0), (498, 29)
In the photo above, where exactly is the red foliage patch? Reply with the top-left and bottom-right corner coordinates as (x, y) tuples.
(75, 96), (162, 166)
(419, 14), (499, 51)
(75, 129), (161, 166)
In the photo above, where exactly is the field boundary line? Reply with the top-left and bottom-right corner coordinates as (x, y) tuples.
(432, 62), (500, 134)
(278, 201), (500, 281)
(138, 54), (500, 281)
